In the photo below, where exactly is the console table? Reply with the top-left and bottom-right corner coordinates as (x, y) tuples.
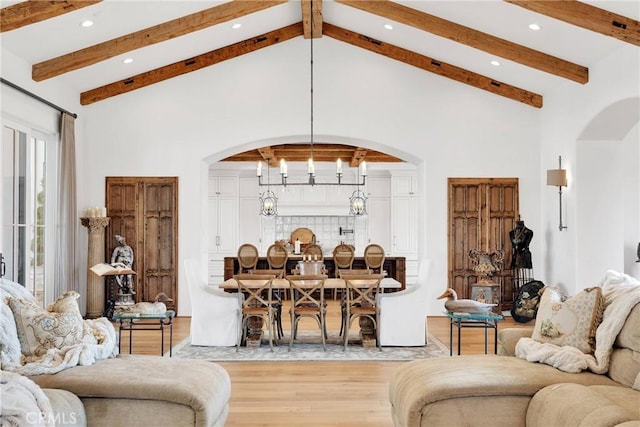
(446, 311), (504, 356)
(223, 256), (406, 289)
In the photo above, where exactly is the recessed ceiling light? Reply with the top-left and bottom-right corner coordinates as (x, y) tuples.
(384, 24), (394, 30)
(81, 20), (94, 28)
(232, 23), (241, 30)
(123, 58), (133, 64)
(529, 23), (541, 31)
(490, 60), (500, 66)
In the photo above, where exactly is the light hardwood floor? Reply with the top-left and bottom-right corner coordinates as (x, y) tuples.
(117, 300), (531, 426)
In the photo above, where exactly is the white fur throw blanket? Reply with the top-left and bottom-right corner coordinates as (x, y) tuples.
(516, 270), (640, 375)
(1, 279), (118, 376)
(0, 370), (54, 427)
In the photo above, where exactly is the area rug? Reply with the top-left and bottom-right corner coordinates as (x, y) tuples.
(170, 331), (449, 361)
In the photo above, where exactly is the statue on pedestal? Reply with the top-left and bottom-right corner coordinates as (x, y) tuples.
(111, 235), (135, 298)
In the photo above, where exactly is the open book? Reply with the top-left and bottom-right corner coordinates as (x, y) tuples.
(90, 262), (136, 276)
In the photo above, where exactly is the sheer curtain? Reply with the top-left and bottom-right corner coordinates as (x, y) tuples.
(54, 112), (78, 297)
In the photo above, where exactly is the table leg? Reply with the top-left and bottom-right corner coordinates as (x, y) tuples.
(118, 321), (123, 354)
(160, 320), (165, 356)
(449, 318), (453, 356)
(494, 320), (498, 354)
(457, 319), (461, 356)
(484, 322), (488, 354)
(128, 321), (133, 354)
(169, 320), (173, 357)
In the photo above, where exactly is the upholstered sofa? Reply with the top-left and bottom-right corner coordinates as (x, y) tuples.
(1, 279), (231, 427)
(388, 271), (640, 427)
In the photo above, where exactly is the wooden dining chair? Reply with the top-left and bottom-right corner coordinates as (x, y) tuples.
(342, 274), (383, 351)
(338, 268), (372, 336)
(363, 244), (386, 274)
(237, 243), (259, 273)
(332, 243), (355, 300)
(234, 274), (277, 352)
(286, 274), (328, 351)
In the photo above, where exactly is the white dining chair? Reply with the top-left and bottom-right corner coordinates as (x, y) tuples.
(184, 259), (242, 346)
(377, 259), (431, 346)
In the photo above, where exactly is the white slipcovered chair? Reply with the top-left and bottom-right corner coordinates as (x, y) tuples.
(377, 259), (431, 346)
(184, 259), (242, 346)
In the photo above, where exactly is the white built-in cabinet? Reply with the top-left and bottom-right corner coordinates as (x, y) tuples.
(365, 176), (391, 254)
(208, 176), (238, 283)
(391, 173), (418, 256)
(238, 177), (261, 249)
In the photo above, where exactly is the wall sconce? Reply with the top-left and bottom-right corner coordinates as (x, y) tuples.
(547, 155), (568, 231)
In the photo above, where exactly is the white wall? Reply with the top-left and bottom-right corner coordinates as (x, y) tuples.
(539, 42), (640, 294)
(3, 35), (637, 316)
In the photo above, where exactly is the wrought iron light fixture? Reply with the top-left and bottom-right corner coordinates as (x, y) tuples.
(257, 159), (277, 217)
(547, 155), (568, 231)
(255, 0), (367, 216)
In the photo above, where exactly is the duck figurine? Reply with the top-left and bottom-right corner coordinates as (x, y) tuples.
(437, 288), (497, 314)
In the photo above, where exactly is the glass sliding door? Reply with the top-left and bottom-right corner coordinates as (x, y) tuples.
(1, 121), (57, 306)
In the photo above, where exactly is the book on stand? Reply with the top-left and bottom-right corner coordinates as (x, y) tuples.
(90, 262), (136, 276)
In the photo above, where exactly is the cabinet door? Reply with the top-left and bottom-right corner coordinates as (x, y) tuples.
(392, 175), (416, 196)
(367, 197), (391, 253)
(392, 196), (417, 255)
(239, 197), (260, 248)
(216, 198), (238, 255)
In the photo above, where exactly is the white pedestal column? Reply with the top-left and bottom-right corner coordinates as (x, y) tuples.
(81, 216), (110, 318)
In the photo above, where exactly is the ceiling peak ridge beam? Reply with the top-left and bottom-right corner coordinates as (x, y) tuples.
(336, 0), (588, 84)
(323, 23), (542, 108)
(32, 0), (287, 81)
(505, 0), (640, 46)
(302, 0), (323, 39)
(258, 147), (278, 166)
(80, 23), (303, 105)
(1, 1), (102, 33)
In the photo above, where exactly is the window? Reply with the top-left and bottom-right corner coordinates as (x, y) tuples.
(1, 120), (57, 306)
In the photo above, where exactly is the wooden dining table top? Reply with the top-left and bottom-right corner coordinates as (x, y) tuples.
(219, 276), (402, 290)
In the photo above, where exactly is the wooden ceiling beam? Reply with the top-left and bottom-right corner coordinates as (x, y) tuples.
(506, 0), (640, 46)
(323, 23), (543, 108)
(80, 23), (303, 105)
(1, 1), (101, 33)
(336, 0), (588, 84)
(32, 0), (286, 81)
(301, 0), (323, 39)
(351, 149), (368, 167)
(258, 147), (278, 166)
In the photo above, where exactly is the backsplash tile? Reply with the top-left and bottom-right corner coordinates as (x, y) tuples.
(275, 215), (355, 254)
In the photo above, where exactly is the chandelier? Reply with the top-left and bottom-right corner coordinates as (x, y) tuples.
(257, 0), (367, 216)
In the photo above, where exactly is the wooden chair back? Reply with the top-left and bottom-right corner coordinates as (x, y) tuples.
(237, 243), (259, 273)
(303, 244), (324, 260)
(233, 274), (275, 311)
(267, 243), (288, 272)
(333, 244), (355, 276)
(343, 274), (383, 310)
(363, 244), (385, 273)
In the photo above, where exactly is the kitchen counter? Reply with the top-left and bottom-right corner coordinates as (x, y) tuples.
(223, 255), (406, 289)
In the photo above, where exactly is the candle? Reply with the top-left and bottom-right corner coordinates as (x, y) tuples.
(307, 158), (315, 174)
(336, 159), (342, 174)
(280, 159), (287, 175)
(257, 161), (262, 177)
(360, 160), (367, 176)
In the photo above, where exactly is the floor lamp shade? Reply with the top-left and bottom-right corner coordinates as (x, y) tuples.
(547, 169), (567, 187)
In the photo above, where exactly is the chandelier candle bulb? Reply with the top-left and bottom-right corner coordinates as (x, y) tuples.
(336, 159), (343, 174)
(308, 158), (315, 174)
(361, 161), (367, 176)
(280, 159), (287, 175)
(257, 161), (262, 177)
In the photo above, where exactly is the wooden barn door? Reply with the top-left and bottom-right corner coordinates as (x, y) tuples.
(106, 177), (178, 312)
(448, 178), (519, 310)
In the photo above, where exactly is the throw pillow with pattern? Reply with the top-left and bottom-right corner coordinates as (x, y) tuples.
(531, 287), (604, 354)
(7, 291), (84, 357)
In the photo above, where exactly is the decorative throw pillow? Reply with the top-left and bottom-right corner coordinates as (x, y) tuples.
(7, 291), (84, 357)
(531, 287), (604, 354)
